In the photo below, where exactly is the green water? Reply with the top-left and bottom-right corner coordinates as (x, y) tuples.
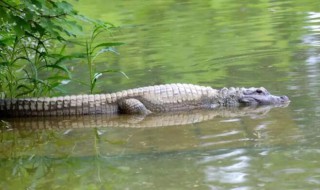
(1, 0), (320, 189)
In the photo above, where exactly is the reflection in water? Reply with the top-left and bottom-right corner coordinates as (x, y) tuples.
(196, 147), (320, 189)
(305, 12), (320, 35)
(201, 149), (249, 184)
(4, 106), (280, 130)
(0, 105), (303, 189)
(1, 106), (293, 159)
(303, 11), (320, 98)
(304, 12), (320, 99)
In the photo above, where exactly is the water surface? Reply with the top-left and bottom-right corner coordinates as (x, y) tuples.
(1, 0), (320, 189)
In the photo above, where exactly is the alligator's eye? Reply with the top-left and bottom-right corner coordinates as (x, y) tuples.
(256, 89), (263, 94)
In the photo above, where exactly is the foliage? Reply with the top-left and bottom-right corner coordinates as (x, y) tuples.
(0, 0), (123, 98)
(83, 25), (126, 94)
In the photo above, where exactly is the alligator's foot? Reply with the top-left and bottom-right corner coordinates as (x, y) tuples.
(118, 98), (152, 115)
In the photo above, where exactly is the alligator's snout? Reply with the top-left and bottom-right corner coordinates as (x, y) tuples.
(239, 95), (290, 106)
(280, 95), (290, 102)
(238, 87), (290, 106)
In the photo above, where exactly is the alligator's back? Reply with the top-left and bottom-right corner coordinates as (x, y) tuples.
(0, 84), (217, 117)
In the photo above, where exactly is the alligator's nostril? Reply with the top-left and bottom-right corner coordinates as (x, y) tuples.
(280, 96), (289, 101)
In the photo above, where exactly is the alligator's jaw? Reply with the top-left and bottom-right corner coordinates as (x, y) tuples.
(239, 94), (290, 106)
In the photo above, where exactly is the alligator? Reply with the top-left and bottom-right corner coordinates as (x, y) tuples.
(0, 83), (289, 117)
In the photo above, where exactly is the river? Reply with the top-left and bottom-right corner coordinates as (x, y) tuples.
(1, 0), (320, 189)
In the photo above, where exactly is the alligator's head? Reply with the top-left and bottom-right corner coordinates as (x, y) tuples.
(218, 87), (290, 106)
(238, 87), (290, 106)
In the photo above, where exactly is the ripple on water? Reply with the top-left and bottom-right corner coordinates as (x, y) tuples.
(220, 118), (241, 123)
(306, 177), (320, 185)
(198, 121), (255, 149)
(200, 130), (240, 139)
(198, 149), (250, 186)
(198, 149), (246, 164)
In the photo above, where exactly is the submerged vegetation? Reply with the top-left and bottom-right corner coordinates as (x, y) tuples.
(0, 0), (123, 98)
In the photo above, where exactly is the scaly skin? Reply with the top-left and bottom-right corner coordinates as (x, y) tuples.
(0, 83), (289, 117)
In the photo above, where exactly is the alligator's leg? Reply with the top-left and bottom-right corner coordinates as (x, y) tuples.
(118, 98), (152, 115)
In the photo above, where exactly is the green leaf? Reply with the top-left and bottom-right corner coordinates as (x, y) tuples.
(63, 20), (83, 36)
(42, 64), (71, 78)
(99, 69), (129, 79)
(0, 37), (14, 47)
(90, 72), (103, 93)
(30, 22), (46, 36)
(93, 72), (103, 80)
(56, 1), (75, 14)
(59, 44), (67, 54)
(12, 16), (29, 36)
(92, 42), (124, 52)
(92, 47), (119, 61)
(47, 75), (70, 81)
(119, 71), (129, 79)
(52, 55), (74, 65)
(0, 7), (9, 22)
(0, 62), (9, 66)
(16, 84), (34, 97)
(30, 0), (42, 8)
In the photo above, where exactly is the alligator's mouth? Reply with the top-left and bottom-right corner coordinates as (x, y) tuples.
(239, 95), (290, 106)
